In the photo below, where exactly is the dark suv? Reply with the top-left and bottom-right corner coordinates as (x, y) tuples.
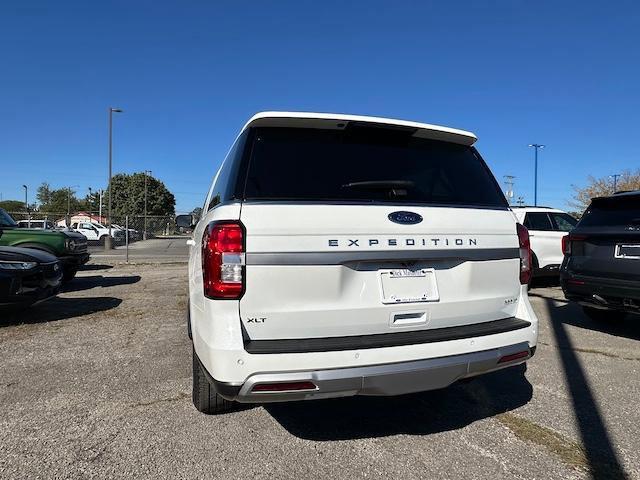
(560, 191), (640, 321)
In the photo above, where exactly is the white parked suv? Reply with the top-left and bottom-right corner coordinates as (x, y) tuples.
(69, 221), (124, 244)
(512, 207), (577, 280)
(178, 112), (539, 414)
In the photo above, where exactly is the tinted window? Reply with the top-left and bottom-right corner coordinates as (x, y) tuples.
(550, 213), (577, 232)
(0, 209), (17, 227)
(242, 127), (507, 208)
(524, 213), (553, 231)
(579, 196), (640, 227)
(207, 131), (249, 211)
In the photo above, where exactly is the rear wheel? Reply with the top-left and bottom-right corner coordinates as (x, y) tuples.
(583, 306), (627, 322)
(192, 347), (236, 414)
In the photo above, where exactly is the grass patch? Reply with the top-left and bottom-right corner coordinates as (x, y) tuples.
(497, 413), (588, 471)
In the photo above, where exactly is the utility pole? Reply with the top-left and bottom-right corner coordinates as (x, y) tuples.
(528, 144), (545, 206)
(106, 107), (123, 250)
(503, 175), (516, 204)
(516, 196), (525, 207)
(22, 185), (30, 227)
(66, 185), (79, 227)
(99, 189), (103, 220)
(610, 174), (621, 193)
(88, 187), (93, 216)
(143, 170), (152, 240)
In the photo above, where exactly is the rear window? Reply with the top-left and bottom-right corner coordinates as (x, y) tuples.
(579, 196), (640, 227)
(550, 213), (578, 232)
(242, 126), (507, 208)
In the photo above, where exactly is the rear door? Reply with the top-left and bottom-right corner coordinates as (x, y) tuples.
(525, 212), (577, 268)
(568, 195), (640, 281)
(238, 124), (522, 341)
(79, 223), (98, 241)
(524, 212), (559, 268)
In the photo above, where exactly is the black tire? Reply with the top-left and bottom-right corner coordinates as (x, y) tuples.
(62, 267), (78, 283)
(192, 347), (236, 414)
(583, 306), (627, 322)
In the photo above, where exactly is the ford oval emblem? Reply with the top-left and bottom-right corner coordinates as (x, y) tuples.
(388, 211), (423, 225)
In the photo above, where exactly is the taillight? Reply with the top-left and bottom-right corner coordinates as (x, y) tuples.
(498, 350), (530, 364)
(202, 221), (245, 299)
(562, 235), (571, 256)
(517, 223), (532, 285)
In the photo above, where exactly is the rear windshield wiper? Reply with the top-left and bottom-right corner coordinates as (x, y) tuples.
(341, 180), (415, 190)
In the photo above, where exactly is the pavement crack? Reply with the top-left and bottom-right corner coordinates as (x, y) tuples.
(538, 341), (639, 361)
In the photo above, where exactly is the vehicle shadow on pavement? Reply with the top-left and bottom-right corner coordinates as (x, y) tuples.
(266, 364), (531, 441)
(530, 292), (640, 341)
(537, 294), (631, 479)
(62, 275), (141, 293)
(0, 296), (122, 327)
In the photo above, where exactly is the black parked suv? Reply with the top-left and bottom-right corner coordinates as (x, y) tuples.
(560, 191), (640, 321)
(0, 246), (62, 310)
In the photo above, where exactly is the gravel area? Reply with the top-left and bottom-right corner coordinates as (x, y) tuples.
(1, 261), (638, 479)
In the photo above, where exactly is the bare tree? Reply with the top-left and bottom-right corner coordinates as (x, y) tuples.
(570, 169), (640, 212)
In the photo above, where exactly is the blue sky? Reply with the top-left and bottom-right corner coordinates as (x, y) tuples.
(1, 0), (638, 213)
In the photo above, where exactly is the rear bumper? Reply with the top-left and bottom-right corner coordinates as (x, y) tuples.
(561, 273), (640, 312)
(207, 342), (533, 403)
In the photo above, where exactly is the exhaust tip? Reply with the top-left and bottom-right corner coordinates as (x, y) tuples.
(592, 294), (608, 305)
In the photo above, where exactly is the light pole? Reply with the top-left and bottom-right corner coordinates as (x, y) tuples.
(106, 107), (123, 250)
(610, 174), (621, 193)
(143, 170), (152, 240)
(528, 144), (545, 206)
(22, 185), (30, 227)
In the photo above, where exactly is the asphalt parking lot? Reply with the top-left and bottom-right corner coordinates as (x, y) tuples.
(1, 243), (638, 479)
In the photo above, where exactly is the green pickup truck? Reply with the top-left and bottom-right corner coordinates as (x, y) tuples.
(0, 208), (89, 282)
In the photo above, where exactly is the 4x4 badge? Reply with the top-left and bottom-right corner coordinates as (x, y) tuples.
(388, 211), (423, 225)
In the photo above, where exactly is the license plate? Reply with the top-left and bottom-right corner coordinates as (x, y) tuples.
(615, 244), (640, 259)
(379, 268), (439, 304)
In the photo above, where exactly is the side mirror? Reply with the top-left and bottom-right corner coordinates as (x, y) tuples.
(176, 214), (197, 229)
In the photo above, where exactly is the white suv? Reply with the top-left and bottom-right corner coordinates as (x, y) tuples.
(179, 112), (538, 414)
(512, 207), (577, 280)
(69, 222), (124, 244)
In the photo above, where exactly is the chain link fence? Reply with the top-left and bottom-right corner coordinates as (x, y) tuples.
(7, 211), (190, 242)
